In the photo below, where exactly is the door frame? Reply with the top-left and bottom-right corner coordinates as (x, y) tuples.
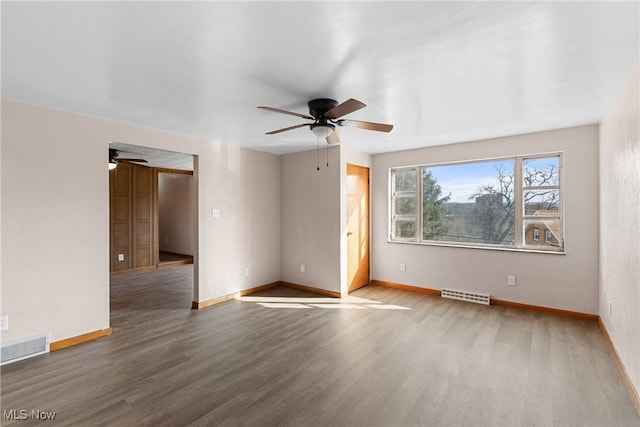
(346, 163), (370, 293)
(108, 142), (198, 305)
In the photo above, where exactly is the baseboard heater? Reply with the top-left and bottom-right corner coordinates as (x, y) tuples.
(1, 334), (49, 366)
(441, 288), (491, 305)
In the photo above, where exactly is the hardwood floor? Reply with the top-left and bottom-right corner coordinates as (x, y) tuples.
(1, 265), (638, 426)
(158, 251), (193, 267)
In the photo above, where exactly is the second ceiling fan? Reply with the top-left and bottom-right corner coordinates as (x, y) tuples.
(108, 148), (148, 170)
(257, 98), (393, 144)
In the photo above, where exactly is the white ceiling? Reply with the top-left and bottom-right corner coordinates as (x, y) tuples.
(2, 1), (638, 156)
(110, 141), (194, 171)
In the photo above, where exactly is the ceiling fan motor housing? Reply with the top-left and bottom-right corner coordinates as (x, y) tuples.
(308, 98), (338, 119)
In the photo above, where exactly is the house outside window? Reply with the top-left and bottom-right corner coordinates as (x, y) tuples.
(389, 153), (563, 252)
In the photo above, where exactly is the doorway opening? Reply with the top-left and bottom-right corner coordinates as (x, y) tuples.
(158, 170), (195, 268)
(108, 141), (198, 308)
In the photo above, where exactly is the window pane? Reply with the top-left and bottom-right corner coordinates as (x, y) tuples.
(395, 169), (416, 192)
(395, 194), (416, 215)
(523, 157), (559, 187)
(524, 218), (561, 250)
(395, 219), (416, 239)
(524, 189), (560, 215)
(422, 160), (515, 245)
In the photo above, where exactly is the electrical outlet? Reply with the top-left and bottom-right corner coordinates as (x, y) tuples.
(118, 253), (125, 262)
(244, 267), (250, 277)
(0, 315), (8, 331)
(211, 208), (220, 218)
(507, 275), (516, 286)
(164, 237), (169, 243)
(400, 263), (406, 272)
(300, 264), (305, 273)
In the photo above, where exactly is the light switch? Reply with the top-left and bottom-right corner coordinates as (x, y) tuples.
(211, 208), (220, 218)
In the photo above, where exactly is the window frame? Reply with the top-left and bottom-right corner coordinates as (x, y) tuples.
(390, 167), (419, 241)
(389, 153), (564, 254)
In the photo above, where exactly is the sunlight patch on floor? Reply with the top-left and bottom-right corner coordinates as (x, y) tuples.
(242, 296), (347, 304)
(257, 303), (312, 309)
(366, 304), (411, 310)
(308, 303), (366, 310)
(242, 295), (411, 310)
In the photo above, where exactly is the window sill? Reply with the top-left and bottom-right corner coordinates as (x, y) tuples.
(387, 239), (566, 255)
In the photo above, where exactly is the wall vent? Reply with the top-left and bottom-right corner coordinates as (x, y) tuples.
(441, 288), (490, 305)
(1, 334), (49, 366)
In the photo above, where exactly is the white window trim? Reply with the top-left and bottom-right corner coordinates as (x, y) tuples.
(390, 167), (419, 241)
(389, 152), (564, 254)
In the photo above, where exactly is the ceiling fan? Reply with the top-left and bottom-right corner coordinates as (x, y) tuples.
(109, 148), (148, 170)
(257, 98), (393, 144)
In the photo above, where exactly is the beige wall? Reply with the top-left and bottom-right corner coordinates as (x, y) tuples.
(372, 125), (600, 314)
(280, 147), (341, 292)
(2, 101), (110, 344)
(1, 99), (281, 344)
(158, 172), (196, 256)
(599, 66), (639, 395)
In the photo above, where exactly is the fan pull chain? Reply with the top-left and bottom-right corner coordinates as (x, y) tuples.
(326, 144), (329, 167)
(316, 136), (320, 171)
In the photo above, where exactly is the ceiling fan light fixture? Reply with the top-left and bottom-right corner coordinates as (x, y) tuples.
(259, 98), (393, 140)
(310, 123), (334, 138)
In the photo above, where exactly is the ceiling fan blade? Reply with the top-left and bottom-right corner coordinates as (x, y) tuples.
(265, 123), (310, 135)
(257, 106), (313, 120)
(337, 119), (393, 133)
(118, 158), (148, 163)
(324, 98), (366, 119)
(326, 131), (340, 145)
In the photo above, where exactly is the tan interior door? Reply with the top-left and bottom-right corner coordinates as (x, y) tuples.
(347, 164), (370, 292)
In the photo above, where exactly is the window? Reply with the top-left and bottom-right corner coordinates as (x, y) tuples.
(391, 168), (417, 239)
(390, 154), (563, 252)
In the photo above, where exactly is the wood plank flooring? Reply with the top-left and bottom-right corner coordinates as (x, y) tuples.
(1, 265), (638, 426)
(158, 251), (193, 267)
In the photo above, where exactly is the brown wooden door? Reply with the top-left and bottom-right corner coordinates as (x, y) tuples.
(109, 163), (156, 272)
(347, 164), (370, 292)
(110, 163), (132, 272)
(133, 166), (154, 269)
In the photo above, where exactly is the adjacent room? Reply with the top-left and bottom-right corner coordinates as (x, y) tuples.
(1, 2), (638, 425)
